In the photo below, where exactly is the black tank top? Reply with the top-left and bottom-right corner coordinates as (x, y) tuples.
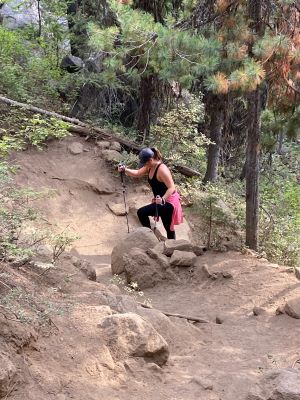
(148, 163), (168, 197)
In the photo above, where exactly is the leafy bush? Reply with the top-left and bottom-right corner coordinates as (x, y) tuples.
(260, 151), (300, 266)
(20, 114), (71, 149)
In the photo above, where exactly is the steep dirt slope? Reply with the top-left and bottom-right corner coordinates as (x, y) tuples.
(2, 134), (299, 400)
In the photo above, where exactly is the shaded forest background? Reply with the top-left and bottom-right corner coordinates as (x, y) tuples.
(0, 0), (299, 267)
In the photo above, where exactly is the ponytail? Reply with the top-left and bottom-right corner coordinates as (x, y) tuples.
(151, 147), (162, 161)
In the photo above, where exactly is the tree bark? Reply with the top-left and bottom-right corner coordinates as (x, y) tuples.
(203, 94), (224, 183)
(246, 88), (261, 250)
(136, 75), (154, 143)
(245, 0), (264, 251)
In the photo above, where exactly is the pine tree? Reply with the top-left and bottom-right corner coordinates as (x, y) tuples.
(88, 1), (221, 138)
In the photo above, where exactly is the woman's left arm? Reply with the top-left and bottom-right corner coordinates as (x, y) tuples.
(158, 165), (176, 202)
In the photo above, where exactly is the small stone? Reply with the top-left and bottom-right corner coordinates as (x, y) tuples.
(202, 264), (212, 277)
(110, 141), (122, 152)
(222, 271), (233, 279)
(96, 140), (110, 149)
(68, 142), (83, 155)
(210, 273), (219, 280)
(276, 306), (285, 315)
(253, 306), (266, 316)
(216, 316), (224, 324)
(192, 245), (205, 256)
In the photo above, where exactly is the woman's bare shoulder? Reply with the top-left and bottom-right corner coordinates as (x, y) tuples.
(158, 163), (172, 177)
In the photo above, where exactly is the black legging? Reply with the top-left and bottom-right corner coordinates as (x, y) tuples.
(137, 202), (175, 239)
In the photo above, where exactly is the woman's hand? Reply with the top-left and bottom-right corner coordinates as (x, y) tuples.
(155, 195), (164, 205)
(118, 164), (126, 173)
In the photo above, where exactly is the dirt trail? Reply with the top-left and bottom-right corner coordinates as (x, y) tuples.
(7, 135), (300, 400)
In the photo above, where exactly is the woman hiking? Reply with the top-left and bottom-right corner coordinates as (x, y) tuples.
(118, 147), (183, 239)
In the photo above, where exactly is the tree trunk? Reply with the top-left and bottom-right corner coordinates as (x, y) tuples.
(136, 75), (154, 143)
(277, 131), (284, 154)
(246, 88), (261, 250)
(203, 95), (224, 183)
(245, 0), (264, 251)
(133, 0), (166, 23)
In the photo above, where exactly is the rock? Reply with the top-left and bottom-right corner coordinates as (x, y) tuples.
(68, 142), (84, 155)
(247, 368), (300, 400)
(35, 245), (53, 260)
(222, 271), (233, 279)
(98, 312), (169, 366)
(0, 353), (16, 396)
(163, 239), (194, 256)
(152, 242), (165, 254)
(192, 245), (206, 256)
(284, 297), (300, 319)
(79, 260), (97, 282)
(147, 248), (170, 270)
(202, 264), (212, 278)
(170, 250), (197, 268)
(107, 284), (122, 295)
(98, 345), (115, 370)
(107, 202), (127, 216)
(94, 291), (138, 314)
(123, 248), (165, 289)
(253, 307), (267, 316)
(101, 149), (123, 163)
(110, 141), (122, 152)
(136, 307), (175, 343)
(210, 273), (219, 280)
(165, 267), (180, 281)
(32, 262), (56, 271)
(60, 55), (84, 73)
(85, 53), (106, 73)
(9, 255), (31, 268)
(71, 256), (81, 268)
(96, 140), (110, 150)
(276, 306), (285, 315)
(295, 267), (300, 280)
(0, 0), (39, 29)
(111, 227), (158, 275)
(215, 316), (224, 324)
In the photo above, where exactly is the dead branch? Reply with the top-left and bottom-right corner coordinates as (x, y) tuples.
(138, 302), (209, 323)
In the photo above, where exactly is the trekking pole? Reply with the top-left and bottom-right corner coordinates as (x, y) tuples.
(154, 195), (160, 232)
(119, 164), (130, 233)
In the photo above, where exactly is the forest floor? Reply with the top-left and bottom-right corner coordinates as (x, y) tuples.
(1, 135), (300, 400)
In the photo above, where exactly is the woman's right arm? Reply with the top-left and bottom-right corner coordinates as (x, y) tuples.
(118, 165), (148, 177)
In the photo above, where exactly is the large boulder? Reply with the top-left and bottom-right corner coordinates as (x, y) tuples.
(163, 239), (194, 256)
(123, 247), (166, 289)
(68, 142), (84, 155)
(111, 227), (159, 275)
(136, 307), (177, 344)
(0, 353), (16, 396)
(98, 312), (169, 366)
(91, 290), (138, 314)
(284, 297), (300, 319)
(0, 0), (39, 29)
(247, 368), (300, 400)
(170, 250), (197, 268)
(101, 149), (122, 163)
(60, 55), (84, 73)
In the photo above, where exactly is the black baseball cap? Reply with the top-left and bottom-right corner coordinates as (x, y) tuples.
(138, 147), (154, 167)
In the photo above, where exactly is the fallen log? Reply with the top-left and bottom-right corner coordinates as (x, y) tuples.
(0, 95), (201, 178)
(138, 302), (209, 323)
